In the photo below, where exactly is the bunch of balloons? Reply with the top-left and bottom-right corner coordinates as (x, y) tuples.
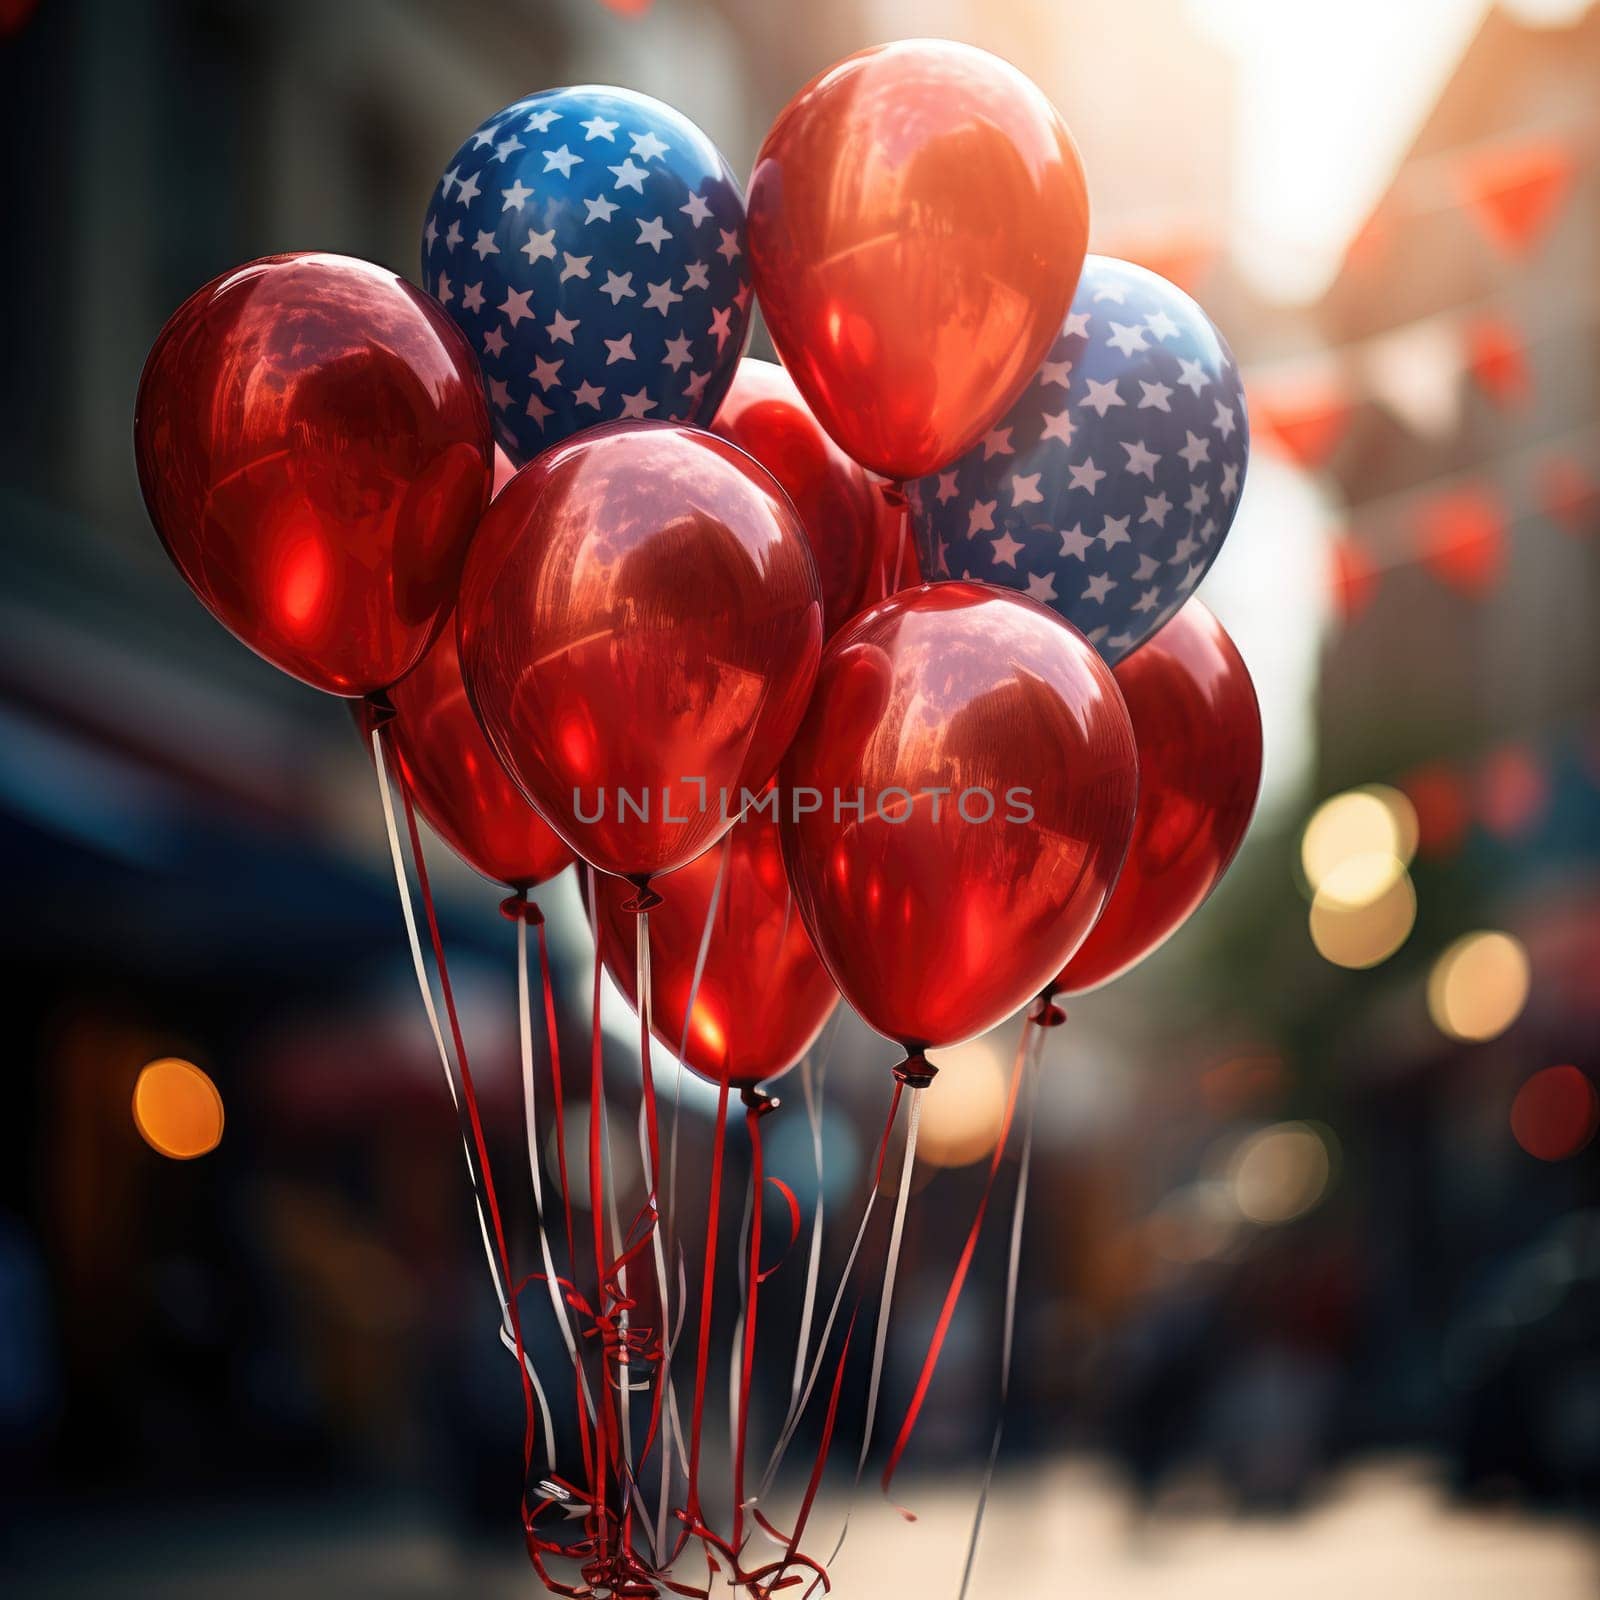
(133, 42), (1261, 1600)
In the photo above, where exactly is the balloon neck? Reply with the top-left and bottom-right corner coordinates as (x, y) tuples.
(499, 889), (544, 927)
(1030, 989), (1068, 1029)
(622, 878), (663, 913)
(892, 1049), (938, 1090)
(740, 1083), (781, 1117)
(878, 481), (909, 512)
(362, 688), (397, 730)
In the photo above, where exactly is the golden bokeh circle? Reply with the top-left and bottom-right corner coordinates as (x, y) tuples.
(1301, 787), (1416, 893)
(133, 1058), (224, 1160)
(1309, 859), (1416, 968)
(1427, 931), (1530, 1042)
(920, 1038), (1009, 1169)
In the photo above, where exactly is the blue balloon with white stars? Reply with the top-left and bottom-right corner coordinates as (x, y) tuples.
(910, 255), (1248, 668)
(423, 87), (752, 465)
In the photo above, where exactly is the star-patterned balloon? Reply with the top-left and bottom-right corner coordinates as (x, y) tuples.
(909, 255), (1248, 667)
(423, 87), (752, 465)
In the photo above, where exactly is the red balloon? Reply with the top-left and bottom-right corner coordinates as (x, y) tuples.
(590, 802), (839, 1089)
(358, 623), (573, 891)
(711, 358), (887, 639)
(457, 423), (824, 886)
(135, 253), (493, 698)
(1056, 602), (1261, 995)
(780, 583), (1137, 1063)
(747, 40), (1089, 482)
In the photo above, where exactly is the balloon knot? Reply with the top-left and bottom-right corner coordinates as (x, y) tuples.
(362, 688), (396, 729)
(1031, 993), (1068, 1028)
(740, 1083), (781, 1116)
(499, 891), (544, 927)
(622, 884), (663, 913)
(878, 481), (908, 511)
(892, 1050), (938, 1090)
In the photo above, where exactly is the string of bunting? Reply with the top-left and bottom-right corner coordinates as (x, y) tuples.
(1101, 117), (1597, 614)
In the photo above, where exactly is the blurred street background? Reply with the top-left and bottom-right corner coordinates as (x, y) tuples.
(1, 1), (1597, 1594)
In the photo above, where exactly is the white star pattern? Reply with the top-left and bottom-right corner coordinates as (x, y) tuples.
(1068, 458), (1106, 494)
(1010, 473), (1043, 508)
(908, 259), (1249, 668)
(431, 94), (753, 465)
(609, 158), (648, 192)
(521, 228), (556, 264)
(636, 217), (671, 252)
(645, 280), (683, 315)
(1121, 440), (1160, 479)
(1081, 378), (1124, 417)
(1107, 321), (1150, 356)
(991, 530), (1024, 567)
(1040, 410), (1074, 447)
(1059, 524), (1093, 560)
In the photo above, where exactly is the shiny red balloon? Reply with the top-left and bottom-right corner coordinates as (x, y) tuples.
(135, 253), (493, 697)
(747, 40), (1089, 482)
(711, 358), (887, 639)
(590, 802), (839, 1089)
(457, 422), (824, 885)
(359, 623), (573, 891)
(1055, 602), (1261, 995)
(780, 583), (1137, 1058)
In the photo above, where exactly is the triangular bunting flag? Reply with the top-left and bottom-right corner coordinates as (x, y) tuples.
(1416, 485), (1507, 596)
(1252, 367), (1353, 470)
(1362, 318), (1462, 439)
(1329, 536), (1379, 622)
(1455, 135), (1576, 256)
(1539, 454), (1599, 535)
(1466, 317), (1530, 409)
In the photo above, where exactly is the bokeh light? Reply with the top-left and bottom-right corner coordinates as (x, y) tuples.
(1427, 930), (1531, 1041)
(1510, 1067), (1599, 1162)
(132, 1058), (224, 1160)
(1227, 1121), (1335, 1223)
(920, 1037), (1009, 1168)
(1300, 785), (1418, 893)
(1309, 856), (1417, 967)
